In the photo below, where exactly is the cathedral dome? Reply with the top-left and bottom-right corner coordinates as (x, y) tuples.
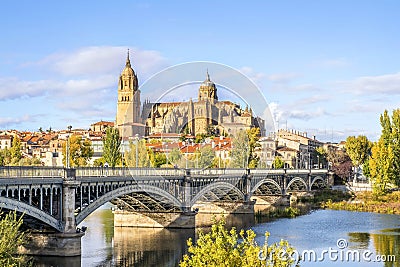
(122, 65), (135, 76)
(198, 70), (218, 101)
(122, 50), (135, 76)
(201, 71), (215, 88)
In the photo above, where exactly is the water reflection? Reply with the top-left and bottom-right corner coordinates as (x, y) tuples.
(372, 230), (400, 267)
(111, 227), (194, 267)
(348, 232), (371, 249)
(32, 208), (400, 267)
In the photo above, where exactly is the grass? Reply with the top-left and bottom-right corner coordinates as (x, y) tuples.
(255, 206), (300, 222)
(321, 191), (400, 215)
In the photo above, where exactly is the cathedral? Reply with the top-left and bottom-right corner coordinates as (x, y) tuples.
(116, 51), (265, 138)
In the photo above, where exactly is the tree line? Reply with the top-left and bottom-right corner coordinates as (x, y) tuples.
(316, 108), (400, 195)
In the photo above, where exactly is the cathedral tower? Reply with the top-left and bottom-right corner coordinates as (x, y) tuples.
(116, 50), (141, 136)
(198, 71), (218, 102)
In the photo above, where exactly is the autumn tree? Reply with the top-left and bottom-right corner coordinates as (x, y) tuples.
(9, 137), (22, 165)
(229, 129), (260, 168)
(151, 152), (167, 167)
(124, 139), (150, 167)
(180, 217), (298, 267)
(345, 135), (372, 180)
(369, 109), (400, 193)
(62, 135), (94, 167)
(197, 145), (214, 168)
(0, 211), (29, 266)
(168, 148), (182, 166)
(102, 127), (121, 167)
(272, 156), (284, 169)
(315, 147), (328, 168)
(369, 139), (395, 194)
(230, 130), (249, 168)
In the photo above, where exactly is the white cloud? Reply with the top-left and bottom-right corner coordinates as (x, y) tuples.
(0, 46), (169, 122)
(0, 115), (32, 128)
(345, 72), (400, 95)
(0, 78), (52, 100)
(239, 66), (266, 86)
(33, 46), (168, 80)
(268, 101), (328, 124)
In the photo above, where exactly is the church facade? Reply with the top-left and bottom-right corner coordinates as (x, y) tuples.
(116, 51), (265, 137)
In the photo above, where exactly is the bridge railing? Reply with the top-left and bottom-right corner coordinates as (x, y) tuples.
(0, 166), (64, 178)
(75, 167), (186, 177)
(190, 168), (247, 176)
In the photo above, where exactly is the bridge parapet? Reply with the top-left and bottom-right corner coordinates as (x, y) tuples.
(75, 167), (186, 177)
(0, 166), (64, 178)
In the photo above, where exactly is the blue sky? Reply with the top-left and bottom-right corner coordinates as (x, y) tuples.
(1, 1), (399, 142)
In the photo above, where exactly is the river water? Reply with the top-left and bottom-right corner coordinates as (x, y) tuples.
(34, 205), (400, 267)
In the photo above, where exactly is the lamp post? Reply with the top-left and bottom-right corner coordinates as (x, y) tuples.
(66, 125), (72, 168)
(135, 134), (139, 168)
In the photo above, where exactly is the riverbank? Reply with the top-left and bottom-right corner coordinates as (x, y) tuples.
(321, 190), (400, 214)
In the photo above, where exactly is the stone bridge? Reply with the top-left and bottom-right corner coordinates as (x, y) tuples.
(0, 166), (330, 256)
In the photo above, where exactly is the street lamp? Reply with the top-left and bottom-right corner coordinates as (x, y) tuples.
(135, 134), (139, 168)
(66, 125), (72, 168)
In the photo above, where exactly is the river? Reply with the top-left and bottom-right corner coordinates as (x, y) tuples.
(34, 205), (400, 267)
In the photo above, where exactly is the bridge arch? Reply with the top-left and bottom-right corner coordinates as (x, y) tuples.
(0, 196), (63, 232)
(286, 177), (308, 192)
(310, 176), (326, 190)
(251, 178), (283, 196)
(76, 184), (182, 225)
(190, 182), (245, 207)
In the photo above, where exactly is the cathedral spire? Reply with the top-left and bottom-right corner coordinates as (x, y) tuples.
(126, 49), (131, 68)
(206, 69), (210, 81)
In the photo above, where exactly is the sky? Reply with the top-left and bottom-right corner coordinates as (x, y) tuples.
(1, 1), (400, 142)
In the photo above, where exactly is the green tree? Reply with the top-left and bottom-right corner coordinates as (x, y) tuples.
(10, 137), (22, 165)
(198, 145), (214, 168)
(369, 139), (395, 194)
(180, 217), (297, 267)
(153, 152), (167, 167)
(0, 148), (11, 166)
(229, 129), (260, 168)
(62, 135), (94, 167)
(247, 128), (260, 168)
(345, 135), (372, 181)
(369, 109), (400, 192)
(380, 110), (392, 146)
(345, 135), (372, 164)
(168, 148), (182, 166)
(229, 130), (249, 168)
(315, 147), (328, 167)
(0, 211), (29, 266)
(272, 156), (285, 169)
(102, 127), (121, 167)
(124, 139), (150, 167)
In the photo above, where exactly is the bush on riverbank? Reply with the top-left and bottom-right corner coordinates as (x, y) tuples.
(255, 207), (301, 221)
(322, 191), (400, 214)
(0, 210), (30, 267)
(180, 217), (299, 267)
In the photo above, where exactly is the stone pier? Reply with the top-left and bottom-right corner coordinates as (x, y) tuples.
(113, 210), (196, 228)
(19, 231), (84, 256)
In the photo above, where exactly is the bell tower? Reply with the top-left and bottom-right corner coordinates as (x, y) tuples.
(198, 70), (218, 103)
(116, 50), (141, 136)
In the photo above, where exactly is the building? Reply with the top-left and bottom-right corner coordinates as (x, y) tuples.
(255, 136), (277, 168)
(143, 71), (265, 137)
(277, 129), (323, 168)
(90, 121), (114, 132)
(115, 50), (146, 138)
(115, 50), (265, 139)
(0, 135), (12, 150)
